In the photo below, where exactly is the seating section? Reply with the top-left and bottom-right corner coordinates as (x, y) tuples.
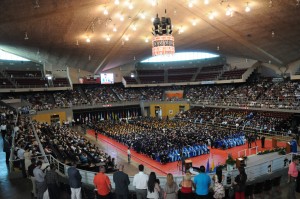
(123, 76), (138, 84)
(194, 65), (224, 81)
(14, 78), (48, 87)
(5, 70), (43, 78)
(220, 69), (247, 80)
(137, 69), (165, 84)
(53, 78), (70, 87)
(168, 68), (196, 83)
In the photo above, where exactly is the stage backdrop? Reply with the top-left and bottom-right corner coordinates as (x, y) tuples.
(150, 102), (190, 119)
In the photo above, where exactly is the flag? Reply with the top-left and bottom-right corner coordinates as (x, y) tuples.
(206, 159), (210, 173)
(211, 158), (215, 172)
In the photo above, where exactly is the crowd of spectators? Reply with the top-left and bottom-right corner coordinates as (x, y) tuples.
(53, 88), (88, 107)
(9, 78), (300, 112)
(84, 86), (118, 104)
(175, 107), (293, 135)
(91, 117), (245, 164)
(35, 123), (116, 172)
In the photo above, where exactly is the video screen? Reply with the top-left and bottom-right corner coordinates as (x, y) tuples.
(101, 73), (114, 84)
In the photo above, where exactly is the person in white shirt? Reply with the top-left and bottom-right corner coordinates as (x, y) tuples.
(33, 161), (49, 199)
(133, 164), (149, 199)
(17, 145), (27, 178)
(127, 147), (131, 163)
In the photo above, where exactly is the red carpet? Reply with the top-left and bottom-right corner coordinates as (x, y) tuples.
(88, 130), (287, 176)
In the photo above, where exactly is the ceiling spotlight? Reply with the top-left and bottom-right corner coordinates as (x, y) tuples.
(128, 1), (133, 9)
(132, 25), (137, 31)
(188, 1), (193, 7)
(113, 25), (117, 32)
(130, 73), (135, 78)
(271, 30), (275, 37)
(151, 0), (156, 6)
(209, 11), (215, 20)
(269, 0), (273, 7)
(192, 19), (197, 26)
(145, 37), (149, 43)
(114, 0), (120, 5)
(124, 36), (129, 41)
(204, 0), (209, 5)
(103, 7), (108, 15)
(106, 34), (111, 41)
(33, 0), (40, 9)
(120, 14), (124, 21)
(245, 2), (251, 12)
(86, 37), (91, 43)
(226, 5), (233, 16)
(151, 17), (155, 22)
(24, 32), (29, 40)
(178, 26), (184, 34)
(140, 12), (146, 19)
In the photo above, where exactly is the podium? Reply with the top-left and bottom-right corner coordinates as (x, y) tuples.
(272, 138), (277, 148)
(185, 160), (192, 173)
(236, 157), (245, 168)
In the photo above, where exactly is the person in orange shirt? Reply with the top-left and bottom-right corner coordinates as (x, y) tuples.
(288, 156), (299, 199)
(94, 167), (112, 199)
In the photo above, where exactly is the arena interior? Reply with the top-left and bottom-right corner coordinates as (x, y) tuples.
(0, 0), (300, 199)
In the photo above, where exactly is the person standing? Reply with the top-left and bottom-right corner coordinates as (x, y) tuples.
(17, 144), (27, 178)
(3, 136), (11, 164)
(94, 166), (112, 199)
(261, 135), (265, 148)
(68, 162), (82, 199)
(288, 156), (299, 199)
(133, 164), (149, 199)
(164, 173), (178, 199)
(113, 165), (130, 199)
(193, 165), (211, 199)
(179, 172), (195, 199)
(147, 172), (160, 199)
(28, 158), (37, 198)
(95, 131), (98, 141)
(127, 147), (131, 163)
(33, 161), (48, 199)
(45, 164), (60, 199)
(233, 166), (247, 199)
(212, 168), (225, 199)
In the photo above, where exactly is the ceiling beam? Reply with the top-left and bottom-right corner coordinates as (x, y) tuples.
(176, 1), (283, 66)
(0, 0), (103, 25)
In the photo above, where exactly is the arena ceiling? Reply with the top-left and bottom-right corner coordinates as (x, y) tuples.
(0, 0), (300, 73)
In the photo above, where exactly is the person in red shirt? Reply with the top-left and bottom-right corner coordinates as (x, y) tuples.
(94, 166), (112, 199)
(288, 156), (299, 199)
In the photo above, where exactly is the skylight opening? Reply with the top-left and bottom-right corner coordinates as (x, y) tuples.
(141, 52), (219, 63)
(0, 49), (30, 61)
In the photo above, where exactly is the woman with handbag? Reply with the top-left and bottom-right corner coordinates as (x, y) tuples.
(233, 166), (247, 199)
(213, 167), (225, 199)
(147, 172), (161, 199)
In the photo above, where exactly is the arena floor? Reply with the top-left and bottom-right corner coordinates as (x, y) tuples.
(87, 130), (287, 176)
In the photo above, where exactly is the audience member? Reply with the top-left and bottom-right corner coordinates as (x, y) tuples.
(164, 173), (178, 199)
(113, 165), (130, 199)
(68, 162), (82, 199)
(233, 166), (247, 199)
(133, 164), (149, 199)
(45, 164), (60, 199)
(94, 166), (112, 199)
(147, 172), (160, 199)
(194, 165), (211, 199)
